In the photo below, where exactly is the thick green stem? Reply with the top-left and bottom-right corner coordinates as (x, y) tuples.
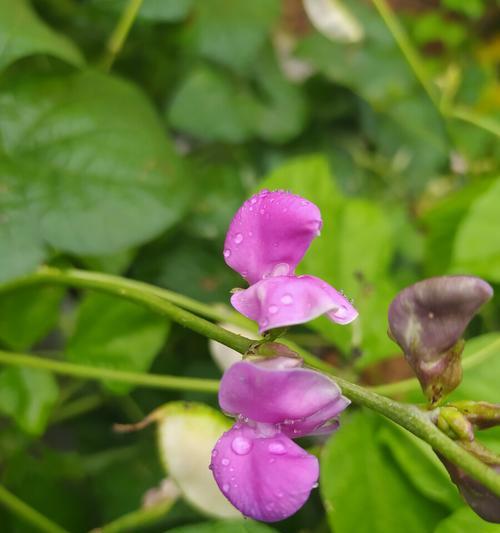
(0, 484), (69, 533)
(100, 0), (144, 71)
(1, 268), (499, 497)
(0, 266), (253, 354)
(0, 351), (219, 394)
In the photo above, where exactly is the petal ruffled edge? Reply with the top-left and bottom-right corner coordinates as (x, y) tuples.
(231, 274), (358, 333)
(218, 360), (349, 427)
(224, 190), (322, 284)
(210, 424), (319, 522)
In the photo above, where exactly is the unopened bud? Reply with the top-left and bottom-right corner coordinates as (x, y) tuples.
(388, 276), (493, 404)
(436, 406), (474, 441)
(437, 441), (500, 523)
(449, 401), (500, 430)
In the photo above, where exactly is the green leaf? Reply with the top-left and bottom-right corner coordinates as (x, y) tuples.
(168, 66), (259, 143)
(156, 402), (238, 518)
(421, 180), (493, 275)
(0, 367), (59, 435)
(434, 506), (500, 533)
(452, 176), (500, 281)
(378, 421), (462, 510)
(321, 409), (447, 533)
(447, 333), (500, 403)
(0, 286), (64, 350)
(66, 292), (170, 394)
(193, 0), (281, 73)
(0, 0), (83, 72)
(0, 69), (189, 281)
(168, 520), (279, 533)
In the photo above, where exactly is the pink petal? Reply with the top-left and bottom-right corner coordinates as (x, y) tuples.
(210, 424), (319, 522)
(231, 274), (358, 333)
(219, 360), (349, 430)
(223, 190), (322, 284)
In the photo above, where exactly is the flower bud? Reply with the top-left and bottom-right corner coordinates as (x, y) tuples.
(388, 276), (493, 403)
(437, 441), (500, 523)
(450, 401), (500, 430)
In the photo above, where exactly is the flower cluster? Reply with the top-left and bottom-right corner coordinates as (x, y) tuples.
(209, 190), (356, 521)
(210, 356), (349, 522)
(223, 189), (358, 333)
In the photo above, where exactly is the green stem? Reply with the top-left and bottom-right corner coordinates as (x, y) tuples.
(0, 266), (253, 355)
(0, 484), (69, 533)
(0, 351), (219, 394)
(95, 497), (177, 533)
(100, 0), (144, 71)
(449, 106), (500, 139)
(1, 268), (499, 496)
(370, 0), (438, 106)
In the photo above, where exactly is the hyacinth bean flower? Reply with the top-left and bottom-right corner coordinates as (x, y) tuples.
(210, 356), (350, 522)
(223, 190), (358, 333)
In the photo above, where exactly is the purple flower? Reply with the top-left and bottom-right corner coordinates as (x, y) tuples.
(224, 190), (358, 333)
(209, 356), (350, 522)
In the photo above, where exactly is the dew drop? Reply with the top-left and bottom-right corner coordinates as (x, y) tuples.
(212, 449), (218, 457)
(231, 436), (252, 455)
(234, 233), (243, 244)
(276, 491), (284, 498)
(268, 441), (287, 455)
(250, 197), (258, 205)
(221, 458), (230, 466)
(222, 483), (230, 493)
(223, 249), (231, 258)
(260, 318), (269, 328)
(271, 263), (290, 276)
(268, 305), (279, 314)
(312, 482), (319, 489)
(280, 294), (293, 305)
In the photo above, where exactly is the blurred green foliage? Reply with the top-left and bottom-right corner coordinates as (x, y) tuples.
(0, 0), (499, 531)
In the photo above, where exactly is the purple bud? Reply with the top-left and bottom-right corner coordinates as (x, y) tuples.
(438, 441), (500, 523)
(388, 276), (493, 403)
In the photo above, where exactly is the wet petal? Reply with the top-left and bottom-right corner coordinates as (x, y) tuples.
(210, 424), (319, 522)
(223, 190), (322, 284)
(219, 360), (349, 428)
(231, 274), (358, 333)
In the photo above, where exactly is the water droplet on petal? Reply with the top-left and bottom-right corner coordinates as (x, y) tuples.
(281, 294), (294, 305)
(221, 458), (230, 466)
(312, 482), (319, 489)
(231, 436), (252, 455)
(271, 263), (290, 276)
(212, 449), (218, 457)
(222, 483), (230, 493)
(234, 233), (243, 244)
(268, 305), (279, 314)
(223, 249), (231, 258)
(250, 197), (258, 205)
(268, 441), (287, 455)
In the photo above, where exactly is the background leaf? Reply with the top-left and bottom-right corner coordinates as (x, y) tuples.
(66, 292), (170, 394)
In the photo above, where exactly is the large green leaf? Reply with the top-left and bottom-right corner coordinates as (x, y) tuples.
(66, 292), (170, 394)
(434, 506), (500, 533)
(451, 176), (500, 281)
(0, 0), (83, 72)
(378, 421), (462, 510)
(193, 0), (280, 73)
(168, 66), (259, 143)
(168, 520), (278, 533)
(0, 286), (64, 350)
(0, 69), (189, 282)
(321, 409), (447, 533)
(0, 367), (59, 435)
